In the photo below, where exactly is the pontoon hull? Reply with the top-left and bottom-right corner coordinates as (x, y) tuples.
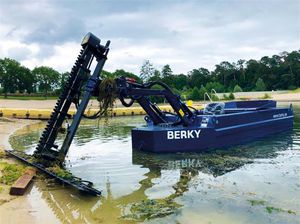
(132, 102), (294, 152)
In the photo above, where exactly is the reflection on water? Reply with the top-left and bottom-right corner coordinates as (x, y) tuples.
(9, 103), (300, 224)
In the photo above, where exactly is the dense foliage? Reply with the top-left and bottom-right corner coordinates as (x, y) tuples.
(0, 50), (299, 100)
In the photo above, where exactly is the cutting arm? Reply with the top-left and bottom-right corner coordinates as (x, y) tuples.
(34, 33), (196, 164)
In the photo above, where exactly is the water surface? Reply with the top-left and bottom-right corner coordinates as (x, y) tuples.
(10, 102), (300, 224)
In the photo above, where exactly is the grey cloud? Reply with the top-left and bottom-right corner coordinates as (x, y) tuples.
(34, 44), (55, 59)
(0, 0), (299, 73)
(24, 18), (87, 44)
(5, 26), (19, 38)
(7, 46), (32, 61)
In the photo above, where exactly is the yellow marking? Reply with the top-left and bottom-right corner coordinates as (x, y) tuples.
(0, 105), (204, 119)
(179, 109), (185, 117)
(186, 100), (193, 107)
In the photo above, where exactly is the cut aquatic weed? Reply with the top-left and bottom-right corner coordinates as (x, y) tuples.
(0, 162), (25, 185)
(97, 78), (117, 116)
(0, 150), (7, 158)
(201, 154), (251, 176)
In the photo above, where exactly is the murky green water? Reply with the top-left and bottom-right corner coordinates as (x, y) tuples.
(10, 102), (300, 224)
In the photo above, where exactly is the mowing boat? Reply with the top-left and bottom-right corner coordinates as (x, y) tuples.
(132, 100), (294, 152)
(6, 33), (295, 195)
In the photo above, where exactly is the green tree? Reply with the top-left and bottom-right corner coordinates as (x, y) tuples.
(282, 50), (300, 87)
(0, 58), (35, 97)
(32, 66), (60, 98)
(213, 61), (237, 88)
(101, 70), (114, 78)
(237, 59), (246, 82)
(188, 68), (210, 88)
(255, 78), (266, 91)
(113, 69), (141, 82)
(140, 60), (154, 82)
(17, 66), (36, 93)
(148, 70), (161, 82)
(161, 64), (173, 78)
(172, 74), (188, 90)
(59, 72), (69, 92)
(259, 56), (278, 90)
(244, 59), (261, 90)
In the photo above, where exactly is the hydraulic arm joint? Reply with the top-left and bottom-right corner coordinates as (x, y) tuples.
(115, 77), (195, 126)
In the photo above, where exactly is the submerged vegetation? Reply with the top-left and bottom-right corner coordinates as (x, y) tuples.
(266, 206), (296, 215)
(248, 199), (296, 215)
(248, 199), (266, 206)
(122, 198), (181, 221)
(194, 154), (251, 176)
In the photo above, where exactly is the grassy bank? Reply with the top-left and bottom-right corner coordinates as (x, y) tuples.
(0, 90), (296, 101)
(289, 88), (300, 93)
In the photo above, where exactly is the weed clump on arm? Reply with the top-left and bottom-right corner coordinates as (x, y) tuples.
(46, 165), (73, 180)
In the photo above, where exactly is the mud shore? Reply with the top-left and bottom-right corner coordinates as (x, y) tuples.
(0, 118), (60, 224)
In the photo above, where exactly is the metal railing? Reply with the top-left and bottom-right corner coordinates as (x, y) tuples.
(211, 89), (220, 100)
(204, 92), (212, 102)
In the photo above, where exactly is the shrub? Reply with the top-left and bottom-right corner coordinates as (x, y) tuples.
(188, 87), (201, 100)
(288, 85), (297, 90)
(262, 93), (271, 99)
(211, 94), (219, 101)
(205, 82), (224, 93)
(222, 94), (229, 100)
(229, 92), (235, 100)
(199, 85), (208, 100)
(233, 85), (243, 92)
(255, 78), (266, 91)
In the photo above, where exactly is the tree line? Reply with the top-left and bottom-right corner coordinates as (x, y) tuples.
(0, 50), (299, 100)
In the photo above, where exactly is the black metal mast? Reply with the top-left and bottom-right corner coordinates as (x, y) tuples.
(34, 33), (110, 162)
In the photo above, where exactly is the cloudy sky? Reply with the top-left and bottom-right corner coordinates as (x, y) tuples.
(0, 0), (299, 74)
